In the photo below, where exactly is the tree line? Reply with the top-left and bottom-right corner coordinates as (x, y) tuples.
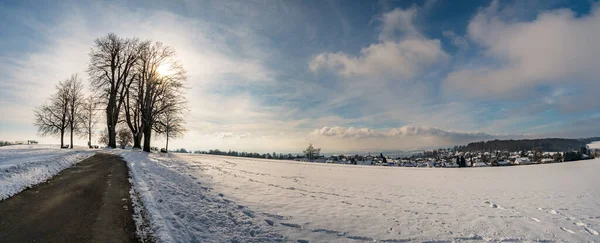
(454, 138), (599, 152)
(192, 144), (324, 161)
(34, 33), (187, 152)
(197, 149), (298, 160)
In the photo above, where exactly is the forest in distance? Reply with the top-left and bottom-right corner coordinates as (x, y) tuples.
(454, 137), (600, 152)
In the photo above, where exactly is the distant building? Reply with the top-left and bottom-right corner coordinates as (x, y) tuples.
(356, 160), (371, 166)
(514, 157), (531, 165)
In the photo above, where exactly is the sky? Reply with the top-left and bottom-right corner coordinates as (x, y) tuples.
(1, 0), (599, 153)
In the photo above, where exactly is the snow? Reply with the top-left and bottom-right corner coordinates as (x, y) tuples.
(0, 145), (94, 200)
(112, 150), (285, 243)
(588, 141), (600, 149)
(113, 151), (600, 242)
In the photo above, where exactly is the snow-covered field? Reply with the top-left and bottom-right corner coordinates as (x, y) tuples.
(0, 145), (94, 200)
(117, 151), (600, 242)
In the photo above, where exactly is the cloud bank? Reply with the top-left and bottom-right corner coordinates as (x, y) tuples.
(315, 125), (493, 140)
(309, 7), (447, 79)
(445, 1), (600, 111)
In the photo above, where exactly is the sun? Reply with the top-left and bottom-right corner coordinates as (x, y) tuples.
(156, 62), (172, 76)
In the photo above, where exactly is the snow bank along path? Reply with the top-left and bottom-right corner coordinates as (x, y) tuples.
(114, 150), (285, 243)
(118, 151), (600, 242)
(0, 145), (94, 200)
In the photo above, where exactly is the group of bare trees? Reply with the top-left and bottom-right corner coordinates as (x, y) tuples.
(34, 75), (85, 148)
(34, 33), (187, 152)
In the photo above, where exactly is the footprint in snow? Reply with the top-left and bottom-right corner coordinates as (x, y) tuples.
(570, 220), (600, 235)
(484, 201), (505, 210)
(281, 223), (302, 229)
(584, 227), (599, 236)
(265, 219), (275, 226)
(243, 210), (255, 218)
(560, 227), (575, 234)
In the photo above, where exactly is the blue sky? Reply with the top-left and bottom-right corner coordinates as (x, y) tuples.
(1, 0), (599, 153)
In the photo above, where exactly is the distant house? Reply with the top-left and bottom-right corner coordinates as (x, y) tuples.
(514, 157), (531, 165)
(356, 160), (371, 166)
(473, 161), (488, 167)
(497, 160), (511, 166)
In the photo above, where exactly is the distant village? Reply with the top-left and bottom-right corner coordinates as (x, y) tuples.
(198, 140), (600, 168)
(294, 147), (599, 168)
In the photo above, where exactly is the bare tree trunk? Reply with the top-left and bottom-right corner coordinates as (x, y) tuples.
(88, 107), (92, 148)
(70, 101), (73, 149)
(70, 109), (74, 149)
(143, 126), (152, 152)
(70, 128), (74, 149)
(107, 101), (117, 148)
(60, 130), (65, 148)
(165, 129), (169, 152)
(133, 133), (142, 149)
(108, 124), (116, 148)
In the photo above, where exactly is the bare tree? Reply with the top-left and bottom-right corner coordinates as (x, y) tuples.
(33, 79), (71, 148)
(122, 41), (187, 152)
(117, 126), (133, 149)
(154, 107), (187, 152)
(98, 128), (109, 146)
(88, 33), (140, 148)
(65, 74), (85, 149)
(80, 95), (101, 148)
(123, 73), (143, 149)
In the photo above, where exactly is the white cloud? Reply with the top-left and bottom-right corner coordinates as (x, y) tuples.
(314, 126), (379, 138)
(310, 125), (506, 151)
(309, 7), (447, 79)
(209, 132), (251, 139)
(379, 7), (419, 41)
(314, 125), (493, 140)
(444, 1), (600, 99)
(442, 30), (469, 50)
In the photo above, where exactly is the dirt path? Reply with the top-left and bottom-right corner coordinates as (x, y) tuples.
(0, 153), (139, 243)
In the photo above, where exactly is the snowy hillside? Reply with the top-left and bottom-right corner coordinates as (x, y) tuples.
(589, 141), (600, 149)
(118, 151), (600, 242)
(0, 145), (94, 200)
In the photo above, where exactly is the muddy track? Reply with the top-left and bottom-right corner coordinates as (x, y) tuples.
(0, 153), (139, 243)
